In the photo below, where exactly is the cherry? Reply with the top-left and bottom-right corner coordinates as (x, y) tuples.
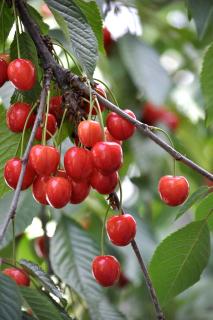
(3, 268), (30, 286)
(64, 147), (93, 181)
(92, 255), (120, 287)
(6, 102), (35, 133)
(70, 180), (91, 204)
(158, 175), (189, 206)
(159, 111), (179, 131)
(105, 128), (122, 145)
(46, 176), (72, 208)
(142, 102), (163, 125)
(29, 145), (60, 176)
(49, 96), (63, 119)
(90, 169), (118, 194)
(106, 109), (136, 141)
(106, 214), (136, 246)
(56, 169), (67, 178)
(82, 83), (106, 115)
(78, 120), (103, 147)
(92, 142), (123, 175)
(0, 53), (10, 64)
(35, 113), (57, 141)
(0, 58), (8, 87)
(7, 58), (36, 91)
(34, 236), (48, 258)
(117, 272), (130, 288)
(32, 176), (49, 205)
(103, 27), (113, 54)
(4, 157), (35, 190)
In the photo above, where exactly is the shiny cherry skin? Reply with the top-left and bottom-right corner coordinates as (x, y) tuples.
(0, 59), (8, 87)
(158, 175), (189, 206)
(7, 58), (36, 91)
(64, 147), (93, 181)
(0, 53), (10, 64)
(70, 180), (91, 204)
(105, 128), (122, 145)
(106, 109), (136, 141)
(32, 176), (49, 205)
(34, 236), (48, 258)
(103, 27), (113, 54)
(92, 255), (120, 287)
(92, 142), (123, 175)
(4, 157), (35, 190)
(106, 214), (136, 246)
(83, 83), (106, 115)
(90, 169), (118, 194)
(46, 177), (72, 208)
(3, 268), (30, 286)
(6, 103), (35, 133)
(29, 145), (60, 176)
(35, 113), (57, 141)
(49, 96), (63, 119)
(78, 120), (103, 147)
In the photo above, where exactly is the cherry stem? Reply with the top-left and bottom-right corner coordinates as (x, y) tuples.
(42, 89), (51, 146)
(1, 0), (5, 53)
(118, 177), (123, 213)
(12, 0), (21, 58)
(12, 217), (16, 266)
(94, 97), (106, 141)
(57, 108), (68, 146)
(87, 80), (94, 120)
(100, 204), (110, 256)
(20, 102), (37, 157)
(93, 78), (119, 106)
(0, 0), (5, 18)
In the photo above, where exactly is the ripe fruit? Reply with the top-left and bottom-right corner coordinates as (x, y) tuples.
(3, 268), (30, 286)
(158, 175), (189, 206)
(34, 236), (48, 258)
(159, 111), (179, 131)
(117, 272), (130, 288)
(82, 83), (106, 115)
(46, 177), (72, 208)
(70, 180), (91, 204)
(78, 120), (103, 147)
(106, 109), (136, 141)
(106, 214), (136, 246)
(92, 255), (120, 287)
(4, 158), (35, 190)
(49, 96), (63, 118)
(90, 169), (118, 194)
(7, 58), (36, 91)
(29, 145), (60, 176)
(0, 58), (8, 87)
(92, 142), (123, 175)
(64, 147), (93, 181)
(32, 176), (49, 205)
(103, 27), (113, 54)
(35, 113), (57, 141)
(6, 103), (35, 133)
(105, 128), (122, 145)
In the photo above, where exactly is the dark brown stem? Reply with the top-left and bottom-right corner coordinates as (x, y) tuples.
(0, 69), (52, 244)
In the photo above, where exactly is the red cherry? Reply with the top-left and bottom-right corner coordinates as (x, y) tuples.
(90, 169), (118, 194)
(106, 214), (136, 246)
(105, 128), (122, 145)
(49, 96), (63, 118)
(106, 109), (136, 141)
(3, 268), (30, 286)
(159, 111), (180, 131)
(92, 255), (120, 287)
(82, 83), (106, 115)
(64, 147), (93, 181)
(34, 236), (48, 258)
(103, 27), (113, 55)
(29, 145), (60, 176)
(158, 175), (189, 206)
(0, 53), (10, 64)
(117, 272), (130, 288)
(70, 180), (91, 204)
(35, 113), (57, 141)
(0, 59), (8, 87)
(7, 58), (36, 91)
(32, 176), (49, 205)
(6, 103), (35, 133)
(78, 120), (103, 147)
(4, 157), (35, 190)
(142, 102), (163, 125)
(56, 169), (67, 178)
(46, 176), (72, 208)
(92, 142), (123, 175)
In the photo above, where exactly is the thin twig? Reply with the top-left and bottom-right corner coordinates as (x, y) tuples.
(0, 69), (52, 244)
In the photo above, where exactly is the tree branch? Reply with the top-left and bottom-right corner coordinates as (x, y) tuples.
(0, 69), (52, 244)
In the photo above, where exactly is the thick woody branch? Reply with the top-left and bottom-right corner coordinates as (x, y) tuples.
(0, 70), (52, 244)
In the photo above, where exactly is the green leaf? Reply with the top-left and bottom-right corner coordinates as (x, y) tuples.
(176, 186), (210, 220)
(0, 190), (40, 249)
(195, 193), (213, 229)
(73, 0), (104, 53)
(19, 259), (63, 301)
(0, 273), (22, 320)
(19, 287), (64, 320)
(149, 220), (210, 306)
(45, 0), (98, 77)
(187, 0), (213, 39)
(22, 313), (37, 320)
(119, 34), (171, 105)
(26, 4), (49, 34)
(200, 42), (213, 126)
(0, 3), (14, 50)
(0, 105), (22, 198)
(50, 216), (126, 320)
